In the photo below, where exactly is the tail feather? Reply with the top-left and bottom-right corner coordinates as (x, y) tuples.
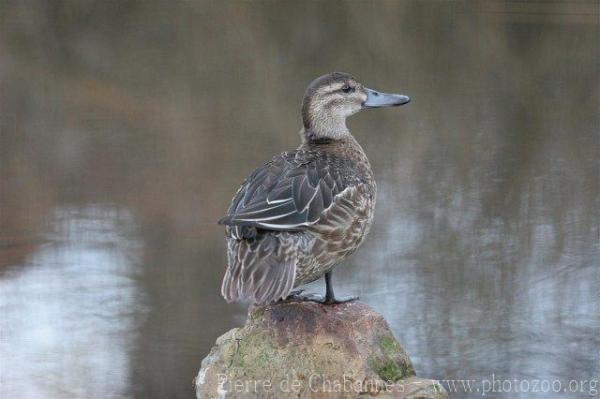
(221, 233), (298, 305)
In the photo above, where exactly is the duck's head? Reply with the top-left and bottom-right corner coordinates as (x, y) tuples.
(301, 72), (410, 141)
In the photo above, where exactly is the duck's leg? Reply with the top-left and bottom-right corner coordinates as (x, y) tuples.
(283, 271), (358, 305)
(323, 271), (358, 305)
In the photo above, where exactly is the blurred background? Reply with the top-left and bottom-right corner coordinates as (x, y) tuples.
(0, 1), (598, 398)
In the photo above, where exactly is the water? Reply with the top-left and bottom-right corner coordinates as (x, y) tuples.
(1, 1), (598, 398)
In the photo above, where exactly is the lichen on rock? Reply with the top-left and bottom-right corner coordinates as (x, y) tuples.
(195, 300), (447, 398)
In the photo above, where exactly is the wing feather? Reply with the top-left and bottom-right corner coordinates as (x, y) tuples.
(221, 233), (298, 305)
(218, 151), (356, 231)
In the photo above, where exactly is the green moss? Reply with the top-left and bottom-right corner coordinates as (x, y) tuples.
(372, 359), (404, 382)
(370, 354), (414, 383)
(255, 341), (278, 366)
(403, 362), (415, 377)
(373, 334), (415, 381)
(229, 333), (281, 372)
(249, 307), (265, 322)
(376, 335), (404, 381)
(379, 335), (401, 355)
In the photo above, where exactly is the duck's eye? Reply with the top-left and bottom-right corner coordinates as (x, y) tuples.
(341, 85), (355, 94)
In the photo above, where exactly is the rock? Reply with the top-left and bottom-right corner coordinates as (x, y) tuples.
(195, 300), (447, 399)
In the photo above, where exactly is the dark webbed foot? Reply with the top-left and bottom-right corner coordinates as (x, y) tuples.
(323, 295), (359, 305)
(322, 271), (358, 305)
(281, 271), (357, 305)
(283, 292), (358, 305)
(288, 288), (305, 297)
(283, 291), (324, 303)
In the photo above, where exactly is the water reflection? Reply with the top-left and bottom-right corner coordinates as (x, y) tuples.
(0, 206), (146, 399)
(0, 1), (598, 398)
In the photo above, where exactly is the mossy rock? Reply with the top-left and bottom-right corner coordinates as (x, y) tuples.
(195, 300), (447, 399)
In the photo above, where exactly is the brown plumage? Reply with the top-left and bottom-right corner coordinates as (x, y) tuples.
(218, 72), (410, 305)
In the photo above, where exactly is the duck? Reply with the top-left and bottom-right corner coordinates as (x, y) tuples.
(218, 72), (410, 305)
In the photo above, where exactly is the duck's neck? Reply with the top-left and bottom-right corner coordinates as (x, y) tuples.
(299, 129), (365, 155)
(299, 131), (373, 181)
(302, 114), (350, 142)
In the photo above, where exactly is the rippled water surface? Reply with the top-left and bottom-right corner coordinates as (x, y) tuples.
(1, 2), (598, 398)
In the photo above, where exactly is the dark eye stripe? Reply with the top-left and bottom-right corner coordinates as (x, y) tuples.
(341, 85), (355, 93)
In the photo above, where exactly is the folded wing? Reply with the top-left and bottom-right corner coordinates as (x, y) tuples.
(218, 151), (351, 231)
